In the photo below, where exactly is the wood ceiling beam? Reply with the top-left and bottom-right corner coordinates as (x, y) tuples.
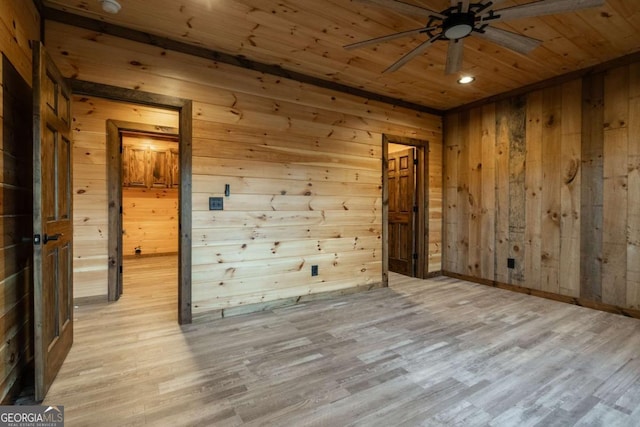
(41, 6), (443, 116)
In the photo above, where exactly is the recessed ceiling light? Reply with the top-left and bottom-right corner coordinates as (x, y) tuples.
(458, 76), (475, 84)
(100, 0), (121, 14)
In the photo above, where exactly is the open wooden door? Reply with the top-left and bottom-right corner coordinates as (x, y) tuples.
(32, 42), (73, 401)
(388, 147), (416, 276)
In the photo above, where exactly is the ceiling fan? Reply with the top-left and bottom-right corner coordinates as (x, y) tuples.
(344, 0), (606, 74)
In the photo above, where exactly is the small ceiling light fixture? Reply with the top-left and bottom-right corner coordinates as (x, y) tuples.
(100, 0), (121, 14)
(458, 76), (475, 84)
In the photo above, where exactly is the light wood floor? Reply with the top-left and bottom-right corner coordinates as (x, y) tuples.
(45, 256), (640, 426)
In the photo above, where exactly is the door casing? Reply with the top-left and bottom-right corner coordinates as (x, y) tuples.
(70, 79), (193, 324)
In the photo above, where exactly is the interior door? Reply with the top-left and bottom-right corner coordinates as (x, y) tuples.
(388, 147), (416, 276)
(32, 41), (73, 401)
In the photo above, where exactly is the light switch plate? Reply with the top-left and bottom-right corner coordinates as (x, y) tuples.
(209, 197), (224, 210)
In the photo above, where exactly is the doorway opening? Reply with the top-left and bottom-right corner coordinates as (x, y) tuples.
(388, 143), (417, 277)
(106, 121), (180, 302)
(120, 131), (179, 297)
(382, 135), (430, 283)
(70, 79), (193, 324)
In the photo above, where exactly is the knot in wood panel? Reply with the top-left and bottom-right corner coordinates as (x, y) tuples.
(563, 158), (580, 184)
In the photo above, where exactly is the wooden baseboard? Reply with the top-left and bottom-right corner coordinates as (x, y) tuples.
(123, 252), (178, 260)
(193, 282), (386, 322)
(443, 271), (640, 320)
(73, 295), (108, 306)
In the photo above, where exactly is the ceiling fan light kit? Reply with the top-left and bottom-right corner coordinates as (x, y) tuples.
(443, 12), (476, 40)
(346, 0), (606, 75)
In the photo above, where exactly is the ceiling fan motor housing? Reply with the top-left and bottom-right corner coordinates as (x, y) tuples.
(443, 12), (476, 40)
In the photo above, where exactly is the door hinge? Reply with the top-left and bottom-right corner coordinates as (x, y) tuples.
(413, 205), (418, 213)
(119, 206), (123, 214)
(413, 158), (418, 165)
(413, 253), (418, 260)
(119, 265), (123, 274)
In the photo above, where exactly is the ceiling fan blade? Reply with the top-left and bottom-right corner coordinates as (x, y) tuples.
(383, 34), (441, 73)
(344, 27), (434, 50)
(488, 0), (605, 22)
(382, 34), (441, 73)
(474, 26), (542, 54)
(355, 0), (446, 20)
(445, 39), (464, 75)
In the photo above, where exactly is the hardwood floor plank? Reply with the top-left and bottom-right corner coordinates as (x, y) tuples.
(43, 258), (640, 426)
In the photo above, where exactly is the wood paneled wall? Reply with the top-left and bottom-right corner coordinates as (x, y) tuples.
(444, 61), (640, 311)
(45, 21), (442, 314)
(72, 96), (178, 298)
(123, 187), (178, 257)
(428, 139), (443, 274)
(0, 0), (39, 403)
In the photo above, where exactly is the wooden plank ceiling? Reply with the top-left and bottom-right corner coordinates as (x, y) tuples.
(42, 0), (640, 111)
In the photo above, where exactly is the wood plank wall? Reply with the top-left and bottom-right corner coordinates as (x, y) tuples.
(0, 0), (39, 403)
(444, 61), (640, 312)
(123, 187), (178, 257)
(45, 21), (442, 314)
(72, 96), (178, 298)
(428, 138), (443, 274)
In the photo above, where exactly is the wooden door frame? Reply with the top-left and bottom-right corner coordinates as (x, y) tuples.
(382, 135), (429, 285)
(70, 79), (193, 324)
(107, 122), (179, 299)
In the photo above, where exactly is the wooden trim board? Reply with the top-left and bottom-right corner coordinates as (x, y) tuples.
(179, 101), (193, 324)
(381, 137), (389, 287)
(106, 119), (121, 302)
(71, 79), (188, 109)
(73, 295), (108, 306)
(444, 271), (640, 320)
(192, 282), (385, 322)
